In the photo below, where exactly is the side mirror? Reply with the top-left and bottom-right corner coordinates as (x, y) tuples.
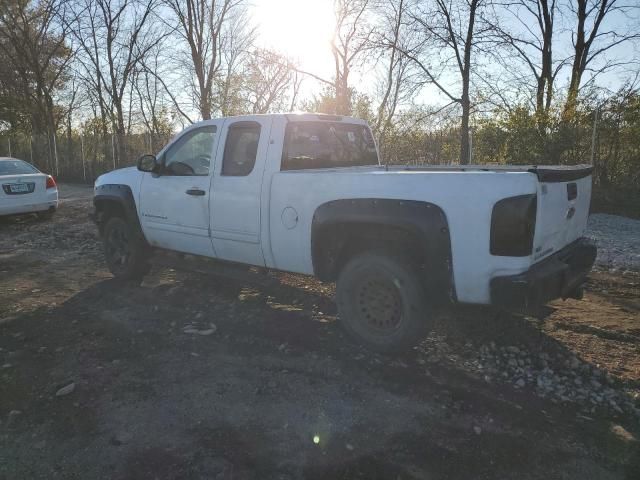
(137, 154), (160, 173)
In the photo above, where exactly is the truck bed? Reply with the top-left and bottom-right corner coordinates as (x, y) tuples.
(389, 164), (593, 182)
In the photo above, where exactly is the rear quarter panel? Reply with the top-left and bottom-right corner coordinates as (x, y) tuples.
(268, 169), (540, 304)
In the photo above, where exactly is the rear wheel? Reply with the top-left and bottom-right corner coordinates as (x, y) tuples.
(103, 216), (150, 281)
(336, 252), (430, 352)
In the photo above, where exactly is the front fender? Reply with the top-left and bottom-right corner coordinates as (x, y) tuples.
(93, 184), (142, 236)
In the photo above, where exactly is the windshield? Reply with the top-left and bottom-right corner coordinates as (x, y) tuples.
(0, 159), (39, 175)
(281, 121), (378, 170)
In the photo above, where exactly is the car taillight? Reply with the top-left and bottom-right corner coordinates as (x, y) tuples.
(46, 175), (56, 189)
(490, 194), (537, 257)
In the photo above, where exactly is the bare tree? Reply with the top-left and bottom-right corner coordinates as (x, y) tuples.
(289, 71), (303, 112)
(139, 57), (195, 125)
(372, 0), (419, 146)
(493, 0), (561, 122)
(66, 0), (163, 164)
(215, 11), (255, 116)
(404, 0), (486, 164)
(244, 49), (298, 114)
(133, 47), (173, 144)
(564, 0), (640, 117)
(66, 0), (109, 138)
(0, 0), (73, 170)
(331, 0), (373, 115)
(163, 0), (249, 120)
(294, 0), (373, 115)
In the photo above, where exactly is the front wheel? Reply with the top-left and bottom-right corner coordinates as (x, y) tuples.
(336, 252), (430, 352)
(102, 216), (150, 281)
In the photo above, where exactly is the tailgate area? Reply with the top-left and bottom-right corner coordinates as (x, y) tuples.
(531, 168), (592, 262)
(491, 237), (597, 309)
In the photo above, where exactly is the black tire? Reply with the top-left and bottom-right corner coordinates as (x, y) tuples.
(336, 251), (430, 352)
(102, 216), (150, 281)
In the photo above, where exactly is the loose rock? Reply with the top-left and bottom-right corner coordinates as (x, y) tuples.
(56, 382), (76, 397)
(183, 323), (217, 336)
(6, 410), (22, 427)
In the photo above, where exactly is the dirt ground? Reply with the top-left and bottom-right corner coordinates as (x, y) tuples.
(0, 184), (638, 480)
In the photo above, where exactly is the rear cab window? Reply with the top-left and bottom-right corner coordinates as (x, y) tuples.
(281, 122), (378, 171)
(0, 160), (39, 175)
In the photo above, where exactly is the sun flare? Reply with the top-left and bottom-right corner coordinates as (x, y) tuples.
(254, 0), (335, 75)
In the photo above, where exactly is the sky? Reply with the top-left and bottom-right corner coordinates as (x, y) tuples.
(252, 0), (336, 80)
(250, 0), (640, 109)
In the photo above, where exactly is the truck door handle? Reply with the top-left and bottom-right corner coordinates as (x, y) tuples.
(186, 188), (206, 196)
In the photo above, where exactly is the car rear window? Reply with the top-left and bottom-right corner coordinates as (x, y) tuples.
(0, 159), (39, 175)
(281, 122), (378, 170)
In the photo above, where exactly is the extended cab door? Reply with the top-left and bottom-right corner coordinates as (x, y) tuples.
(210, 117), (272, 266)
(138, 122), (220, 257)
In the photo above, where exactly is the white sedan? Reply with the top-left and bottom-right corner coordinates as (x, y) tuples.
(0, 157), (58, 218)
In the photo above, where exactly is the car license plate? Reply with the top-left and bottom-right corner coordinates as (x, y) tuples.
(9, 183), (30, 193)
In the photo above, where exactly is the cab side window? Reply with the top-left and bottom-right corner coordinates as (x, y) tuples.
(221, 122), (261, 176)
(163, 125), (216, 176)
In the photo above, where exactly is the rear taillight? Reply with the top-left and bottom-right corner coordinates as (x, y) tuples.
(490, 194), (537, 257)
(46, 175), (56, 189)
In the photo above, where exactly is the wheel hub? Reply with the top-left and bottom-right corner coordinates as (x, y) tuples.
(355, 276), (403, 331)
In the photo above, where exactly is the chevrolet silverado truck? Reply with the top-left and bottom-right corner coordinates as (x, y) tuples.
(92, 113), (597, 351)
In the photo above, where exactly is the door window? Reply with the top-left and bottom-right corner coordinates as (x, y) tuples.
(163, 125), (216, 176)
(221, 122), (261, 176)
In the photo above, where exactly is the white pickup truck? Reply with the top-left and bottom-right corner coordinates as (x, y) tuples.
(92, 113), (596, 351)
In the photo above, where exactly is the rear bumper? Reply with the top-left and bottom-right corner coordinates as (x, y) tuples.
(0, 200), (58, 216)
(0, 187), (58, 216)
(490, 237), (597, 309)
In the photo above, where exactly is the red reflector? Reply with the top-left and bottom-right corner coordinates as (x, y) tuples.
(46, 175), (56, 189)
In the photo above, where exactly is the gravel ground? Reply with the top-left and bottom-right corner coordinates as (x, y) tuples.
(0, 185), (638, 479)
(588, 213), (640, 271)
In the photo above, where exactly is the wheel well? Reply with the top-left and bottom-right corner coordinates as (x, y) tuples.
(311, 199), (455, 304)
(94, 199), (127, 235)
(312, 222), (427, 282)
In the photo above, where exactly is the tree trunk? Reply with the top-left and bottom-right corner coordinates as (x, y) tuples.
(564, 0), (597, 120)
(200, 91), (212, 120)
(66, 114), (73, 176)
(114, 99), (126, 166)
(459, 0), (478, 165)
(538, 0), (554, 120)
(334, 72), (350, 115)
(460, 94), (471, 165)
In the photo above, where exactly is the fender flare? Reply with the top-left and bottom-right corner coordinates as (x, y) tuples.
(311, 198), (455, 303)
(93, 184), (143, 236)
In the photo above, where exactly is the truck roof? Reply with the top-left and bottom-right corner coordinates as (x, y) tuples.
(191, 112), (369, 126)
